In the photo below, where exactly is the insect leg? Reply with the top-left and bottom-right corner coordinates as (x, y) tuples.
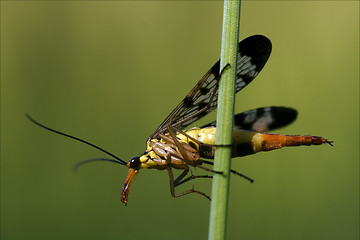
(196, 165), (222, 174)
(157, 148), (210, 201)
(173, 167), (212, 186)
(167, 166), (211, 201)
(201, 159), (254, 183)
(173, 167), (190, 185)
(164, 125), (235, 175)
(165, 125), (199, 166)
(175, 174), (213, 186)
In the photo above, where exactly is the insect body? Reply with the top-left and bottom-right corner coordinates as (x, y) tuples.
(27, 35), (332, 205)
(120, 108), (330, 204)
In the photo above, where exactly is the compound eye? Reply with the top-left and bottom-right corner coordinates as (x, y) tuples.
(129, 157), (141, 169)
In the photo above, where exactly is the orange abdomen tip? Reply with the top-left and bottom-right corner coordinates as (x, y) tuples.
(285, 135), (333, 146)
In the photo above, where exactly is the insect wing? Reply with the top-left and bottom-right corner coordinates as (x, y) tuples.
(201, 107), (298, 132)
(150, 35), (272, 138)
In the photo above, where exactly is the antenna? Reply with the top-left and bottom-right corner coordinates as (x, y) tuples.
(26, 114), (128, 166)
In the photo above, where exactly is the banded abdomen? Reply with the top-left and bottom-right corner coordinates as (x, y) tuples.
(180, 127), (330, 159)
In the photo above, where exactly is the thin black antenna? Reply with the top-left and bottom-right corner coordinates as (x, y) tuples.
(73, 158), (127, 173)
(26, 114), (128, 165)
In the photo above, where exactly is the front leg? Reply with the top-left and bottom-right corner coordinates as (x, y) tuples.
(150, 138), (212, 201)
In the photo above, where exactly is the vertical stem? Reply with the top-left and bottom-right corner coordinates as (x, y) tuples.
(208, 1), (241, 240)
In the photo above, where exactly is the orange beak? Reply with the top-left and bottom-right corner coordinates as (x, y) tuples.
(120, 168), (139, 205)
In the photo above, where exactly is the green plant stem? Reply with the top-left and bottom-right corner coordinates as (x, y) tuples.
(208, 0), (241, 240)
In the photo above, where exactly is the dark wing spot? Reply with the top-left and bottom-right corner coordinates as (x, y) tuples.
(183, 96), (194, 108)
(199, 87), (210, 95)
(197, 102), (208, 111)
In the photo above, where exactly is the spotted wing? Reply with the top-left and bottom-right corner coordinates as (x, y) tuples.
(201, 107), (298, 132)
(150, 35), (272, 138)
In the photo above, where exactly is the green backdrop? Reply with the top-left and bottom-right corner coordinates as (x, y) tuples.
(1, 1), (359, 240)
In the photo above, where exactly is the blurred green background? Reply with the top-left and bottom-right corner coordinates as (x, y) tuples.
(1, 1), (358, 240)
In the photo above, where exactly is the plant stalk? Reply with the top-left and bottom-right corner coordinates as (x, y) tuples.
(208, 0), (241, 239)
